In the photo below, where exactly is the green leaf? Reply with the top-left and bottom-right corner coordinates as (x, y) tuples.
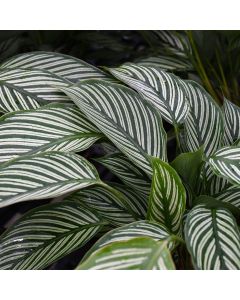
(0, 151), (101, 208)
(83, 220), (173, 260)
(181, 80), (224, 156)
(147, 158), (186, 234)
(171, 148), (203, 194)
(208, 146), (240, 185)
(0, 68), (71, 112)
(185, 204), (240, 270)
(61, 80), (167, 175)
(77, 237), (175, 270)
(0, 51), (113, 83)
(0, 103), (103, 163)
(95, 152), (151, 197)
(204, 162), (229, 195)
(223, 98), (240, 145)
(0, 201), (105, 269)
(215, 186), (240, 209)
(108, 64), (189, 125)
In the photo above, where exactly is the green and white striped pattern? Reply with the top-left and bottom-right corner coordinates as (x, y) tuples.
(223, 98), (240, 145)
(0, 201), (105, 269)
(61, 80), (167, 175)
(66, 185), (138, 226)
(204, 163), (228, 195)
(0, 51), (112, 83)
(147, 158), (186, 234)
(215, 186), (240, 209)
(83, 220), (173, 260)
(185, 205), (240, 270)
(0, 151), (100, 208)
(0, 68), (71, 112)
(208, 146), (240, 185)
(95, 152), (151, 197)
(181, 80), (223, 156)
(108, 64), (189, 125)
(0, 103), (102, 162)
(77, 237), (175, 270)
(136, 55), (192, 71)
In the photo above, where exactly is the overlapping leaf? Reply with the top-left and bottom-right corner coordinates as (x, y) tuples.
(147, 158), (186, 234)
(0, 103), (103, 163)
(185, 205), (240, 270)
(0, 51), (112, 83)
(0, 201), (105, 269)
(95, 152), (151, 197)
(0, 68), (72, 112)
(77, 237), (175, 270)
(0, 151), (101, 208)
(60, 80), (167, 175)
(181, 80), (224, 156)
(215, 186), (240, 209)
(223, 98), (240, 145)
(108, 64), (189, 125)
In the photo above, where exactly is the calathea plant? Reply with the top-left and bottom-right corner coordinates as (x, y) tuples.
(0, 51), (239, 270)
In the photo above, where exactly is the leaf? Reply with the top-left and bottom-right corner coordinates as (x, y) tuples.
(136, 55), (192, 71)
(208, 146), (240, 185)
(204, 162), (229, 195)
(65, 184), (139, 226)
(0, 68), (72, 113)
(77, 237), (175, 270)
(0, 51), (113, 83)
(108, 63), (189, 125)
(147, 158), (186, 234)
(60, 80), (167, 175)
(0, 103), (103, 163)
(223, 98), (240, 145)
(0, 201), (105, 269)
(185, 204), (240, 270)
(215, 186), (240, 209)
(83, 220), (174, 260)
(95, 152), (151, 197)
(0, 151), (101, 208)
(181, 80), (224, 156)
(171, 148), (203, 194)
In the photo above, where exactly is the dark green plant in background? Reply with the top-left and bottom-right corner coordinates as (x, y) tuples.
(0, 32), (240, 270)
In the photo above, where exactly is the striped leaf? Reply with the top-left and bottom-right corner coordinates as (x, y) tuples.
(95, 152), (151, 197)
(0, 103), (103, 163)
(77, 237), (175, 270)
(65, 184), (139, 226)
(223, 98), (240, 145)
(208, 146), (240, 185)
(0, 151), (101, 208)
(108, 64), (189, 125)
(83, 220), (174, 260)
(185, 205), (240, 270)
(60, 80), (167, 175)
(0, 51), (112, 83)
(136, 55), (192, 71)
(181, 80), (224, 156)
(0, 68), (71, 112)
(204, 162), (229, 195)
(147, 158), (186, 234)
(215, 186), (240, 209)
(0, 201), (105, 269)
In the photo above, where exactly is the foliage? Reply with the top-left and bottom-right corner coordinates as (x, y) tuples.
(0, 45), (240, 270)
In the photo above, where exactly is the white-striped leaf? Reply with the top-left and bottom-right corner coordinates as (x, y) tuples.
(95, 152), (151, 197)
(208, 146), (240, 185)
(60, 80), (167, 175)
(77, 237), (175, 270)
(65, 184), (139, 226)
(181, 80), (224, 156)
(204, 162), (229, 195)
(108, 64), (189, 125)
(0, 151), (101, 208)
(83, 220), (174, 260)
(215, 186), (240, 209)
(0, 103), (103, 163)
(136, 55), (192, 71)
(185, 205), (240, 270)
(223, 98), (240, 145)
(147, 158), (186, 234)
(0, 68), (71, 112)
(0, 201), (105, 270)
(0, 51), (113, 83)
